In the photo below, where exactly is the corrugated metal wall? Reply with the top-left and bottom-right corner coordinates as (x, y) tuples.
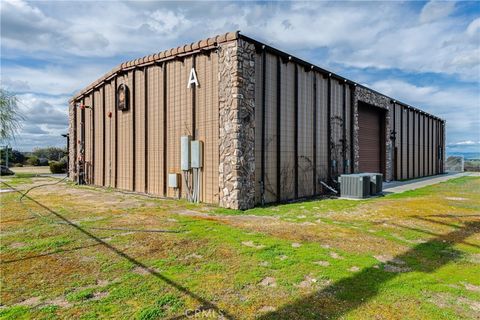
(391, 103), (443, 181)
(254, 50), (444, 204)
(72, 51), (219, 203)
(254, 53), (354, 204)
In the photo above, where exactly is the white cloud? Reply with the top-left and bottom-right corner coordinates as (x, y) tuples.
(1, 0), (479, 151)
(420, 0), (456, 23)
(448, 140), (478, 146)
(11, 93), (69, 151)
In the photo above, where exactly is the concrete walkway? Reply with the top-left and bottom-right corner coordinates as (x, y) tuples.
(383, 172), (474, 194)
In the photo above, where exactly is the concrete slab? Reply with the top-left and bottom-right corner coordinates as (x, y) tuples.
(383, 172), (472, 194)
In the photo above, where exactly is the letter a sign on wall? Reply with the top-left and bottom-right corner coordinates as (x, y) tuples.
(187, 68), (199, 88)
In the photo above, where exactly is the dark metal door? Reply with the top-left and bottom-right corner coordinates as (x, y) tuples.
(358, 103), (384, 173)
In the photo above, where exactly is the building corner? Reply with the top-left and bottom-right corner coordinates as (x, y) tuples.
(218, 38), (256, 210)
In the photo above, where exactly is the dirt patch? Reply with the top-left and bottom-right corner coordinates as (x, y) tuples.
(458, 297), (480, 312)
(45, 296), (72, 308)
(17, 296), (41, 307)
(297, 275), (318, 289)
(349, 266), (360, 272)
(9, 242), (27, 249)
(462, 282), (480, 292)
(383, 264), (411, 273)
(259, 277), (276, 287)
(258, 306), (276, 313)
(467, 253), (480, 264)
(374, 255), (406, 265)
(132, 266), (156, 276)
(429, 292), (480, 318)
(330, 252), (343, 259)
(278, 255), (288, 261)
(291, 242), (301, 248)
(241, 241), (265, 249)
(445, 197), (468, 201)
(184, 253), (203, 260)
(313, 261), (330, 267)
(92, 291), (109, 300)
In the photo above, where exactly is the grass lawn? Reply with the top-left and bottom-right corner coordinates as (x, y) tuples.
(9, 166), (51, 175)
(0, 176), (479, 319)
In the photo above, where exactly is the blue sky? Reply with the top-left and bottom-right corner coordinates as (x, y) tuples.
(1, 0), (479, 154)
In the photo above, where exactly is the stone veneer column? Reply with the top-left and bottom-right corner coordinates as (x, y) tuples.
(68, 102), (76, 181)
(218, 39), (256, 209)
(353, 86), (393, 181)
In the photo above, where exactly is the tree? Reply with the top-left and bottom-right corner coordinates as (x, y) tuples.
(32, 147), (66, 161)
(0, 88), (24, 144)
(0, 148), (25, 165)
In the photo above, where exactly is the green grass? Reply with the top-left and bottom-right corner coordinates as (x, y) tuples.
(0, 176), (479, 319)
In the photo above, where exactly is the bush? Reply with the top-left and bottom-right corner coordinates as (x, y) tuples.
(0, 148), (25, 165)
(49, 161), (67, 174)
(26, 156), (39, 166)
(32, 147), (66, 161)
(38, 157), (49, 166)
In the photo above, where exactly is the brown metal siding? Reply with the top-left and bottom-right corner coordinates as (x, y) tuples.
(254, 52), (263, 204)
(134, 69), (146, 192)
(146, 65), (164, 195)
(263, 53), (279, 203)
(279, 62), (295, 201)
(419, 115), (424, 177)
(93, 89), (104, 186)
(194, 53), (219, 204)
(316, 75), (329, 187)
(330, 79), (343, 176)
(116, 74), (133, 190)
(345, 85), (352, 174)
(104, 81), (115, 187)
(297, 67), (314, 198)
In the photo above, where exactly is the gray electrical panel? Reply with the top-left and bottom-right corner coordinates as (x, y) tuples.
(181, 136), (191, 171)
(168, 173), (180, 188)
(191, 140), (203, 168)
(339, 174), (371, 199)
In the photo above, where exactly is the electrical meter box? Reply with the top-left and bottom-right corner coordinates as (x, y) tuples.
(181, 135), (191, 171)
(168, 173), (179, 188)
(191, 140), (203, 168)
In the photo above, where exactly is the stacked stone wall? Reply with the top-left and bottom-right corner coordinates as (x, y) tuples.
(218, 39), (256, 209)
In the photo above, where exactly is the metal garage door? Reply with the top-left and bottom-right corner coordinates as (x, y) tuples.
(358, 103), (384, 173)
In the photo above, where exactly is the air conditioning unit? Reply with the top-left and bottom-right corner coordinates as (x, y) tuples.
(339, 174), (371, 199)
(364, 173), (383, 195)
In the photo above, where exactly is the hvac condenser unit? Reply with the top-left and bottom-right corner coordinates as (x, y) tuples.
(364, 173), (383, 195)
(339, 174), (371, 199)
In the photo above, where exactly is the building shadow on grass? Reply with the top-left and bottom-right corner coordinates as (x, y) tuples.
(259, 219), (480, 319)
(1, 181), (234, 320)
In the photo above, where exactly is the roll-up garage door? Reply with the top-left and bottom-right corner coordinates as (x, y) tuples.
(358, 103), (384, 174)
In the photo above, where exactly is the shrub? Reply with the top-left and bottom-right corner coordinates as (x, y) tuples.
(49, 161), (67, 174)
(38, 157), (49, 166)
(26, 156), (39, 166)
(32, 147), (66, 161)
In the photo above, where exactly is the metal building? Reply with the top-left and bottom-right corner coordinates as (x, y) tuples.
(68, 31), (446, 209)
